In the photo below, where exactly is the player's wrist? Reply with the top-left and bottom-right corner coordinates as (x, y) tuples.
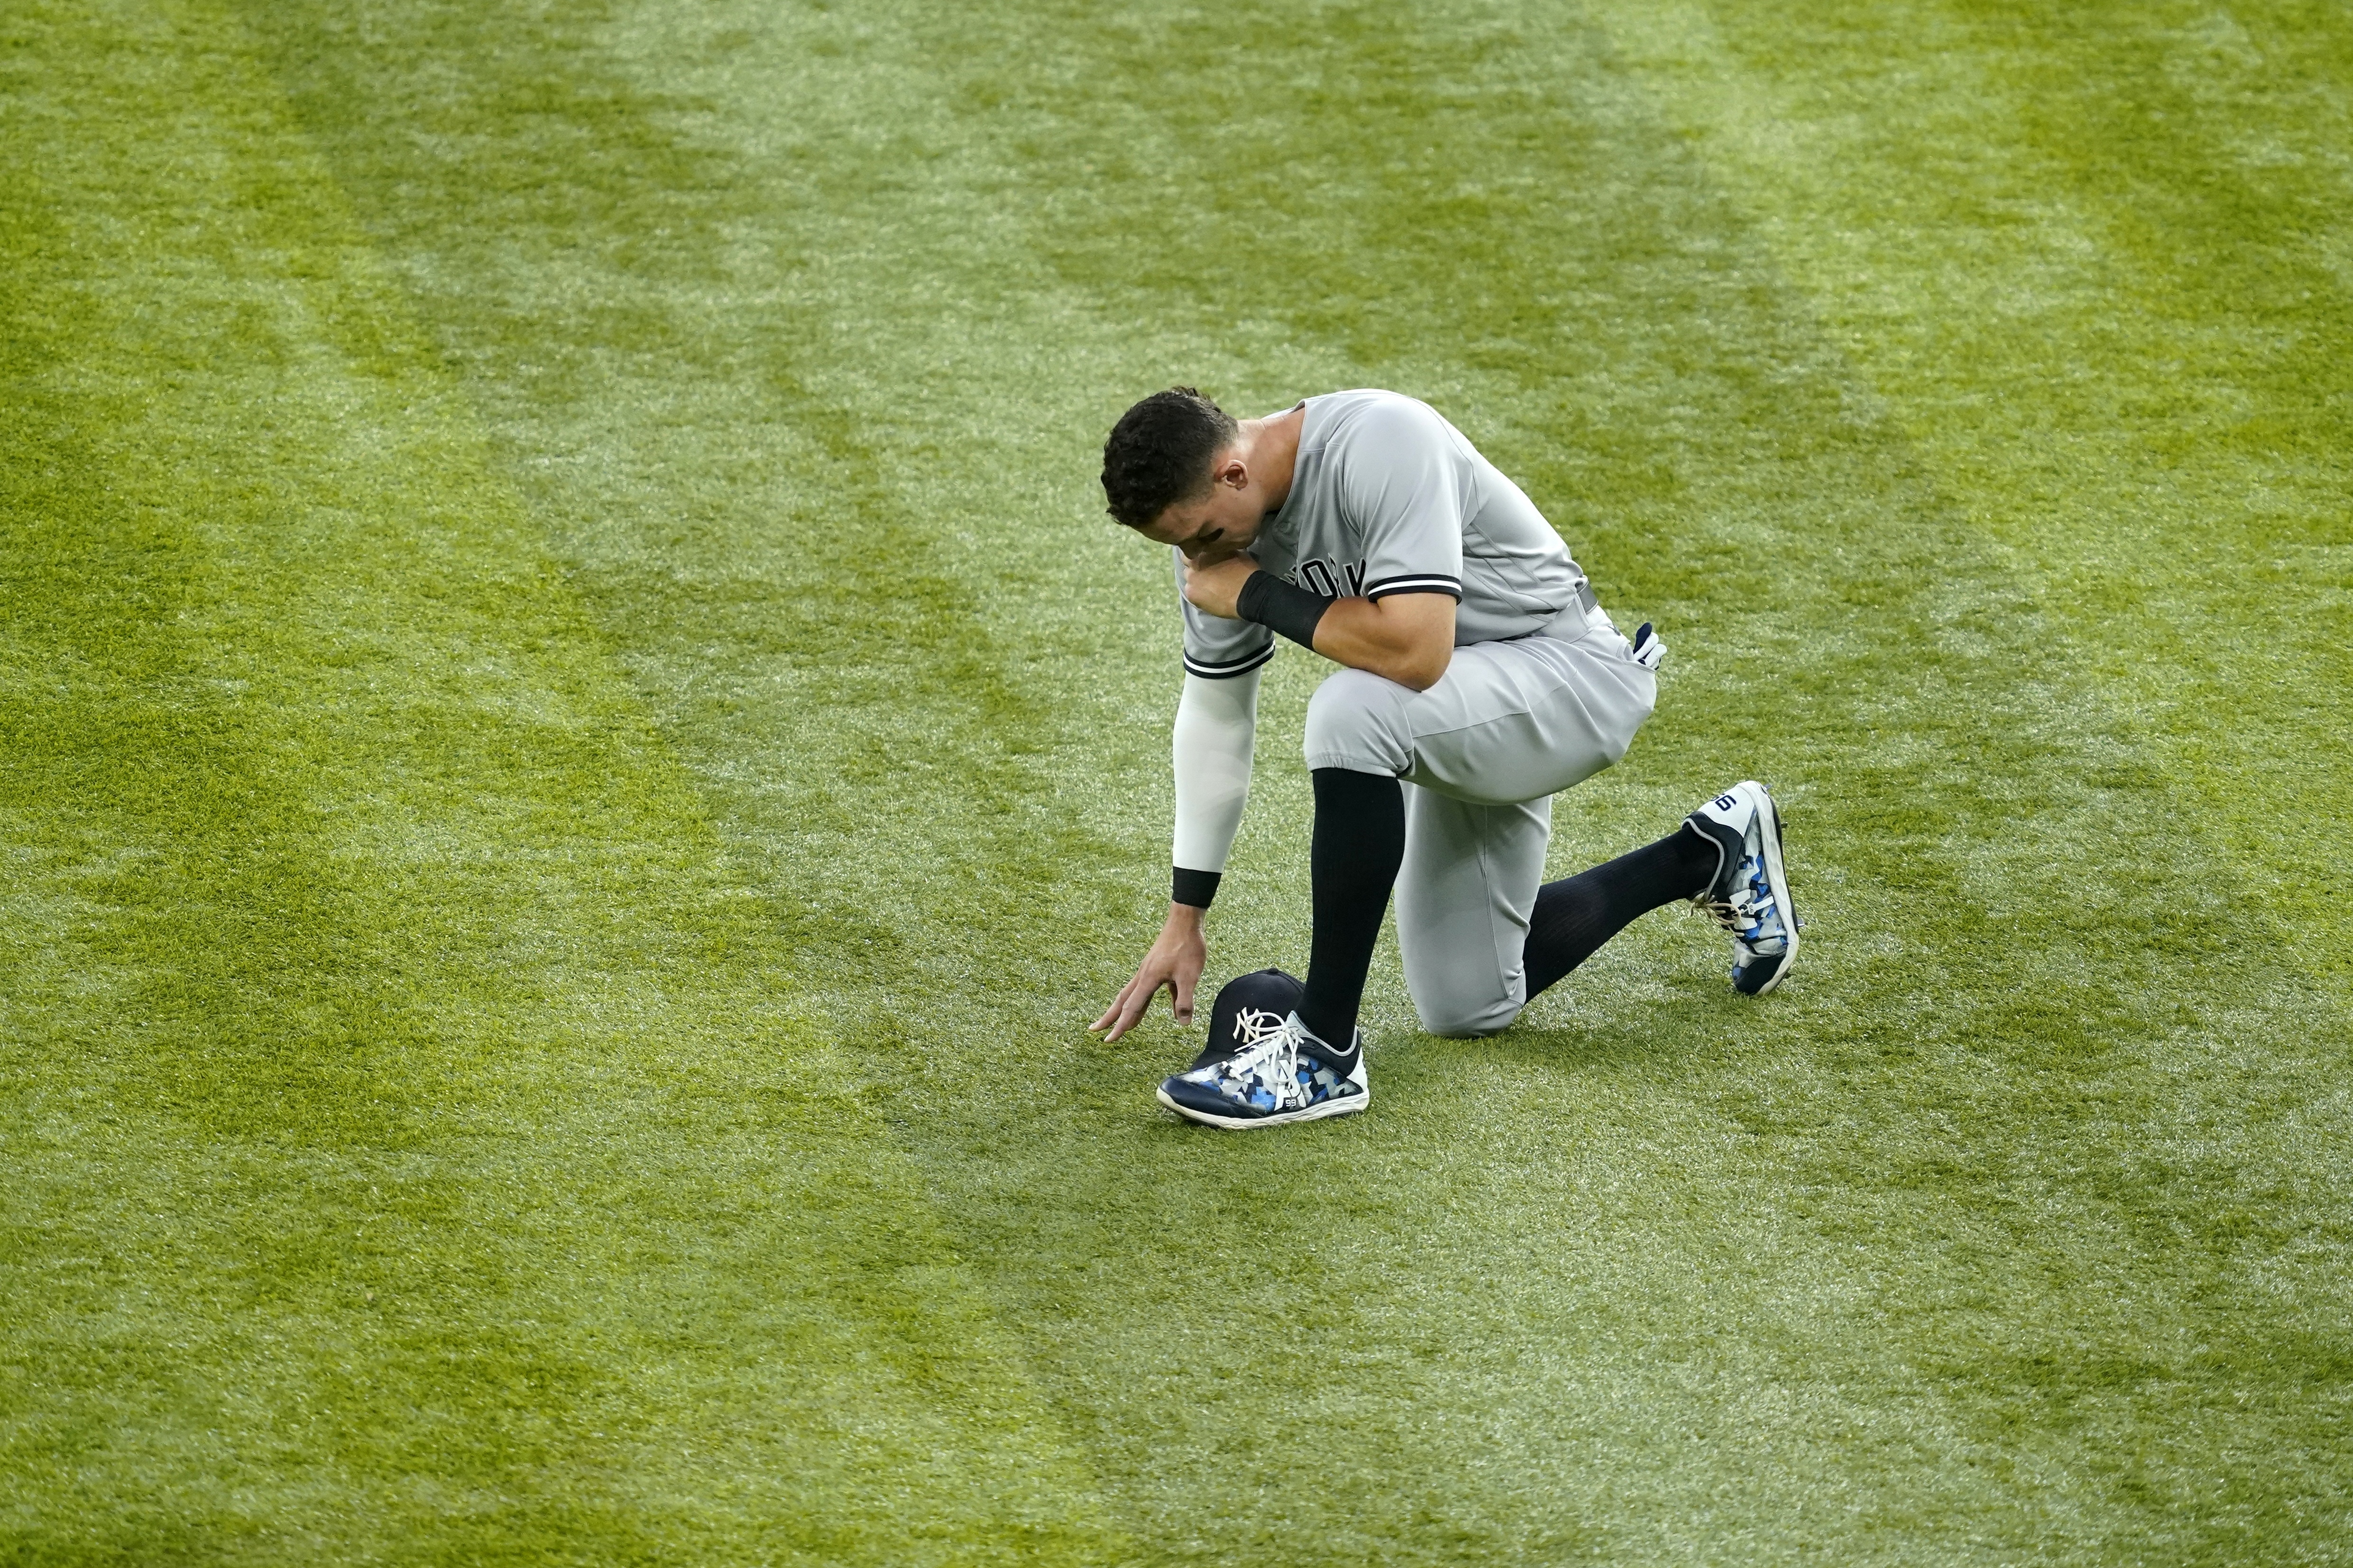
(1170, 869), (1221, 912)
(1236, 569), (1331, 651)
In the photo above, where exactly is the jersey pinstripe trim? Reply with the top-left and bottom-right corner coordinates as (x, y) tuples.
(1364, 572), (1463, 601)
(1183, 642), (1277, 679)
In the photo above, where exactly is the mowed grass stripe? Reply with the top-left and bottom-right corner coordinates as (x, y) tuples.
(230, 0), (2353, 1560)
(1586, 0), (2353, 1490)
(0, 0), (1127, 1560)
(1592, 0), (2353, 985)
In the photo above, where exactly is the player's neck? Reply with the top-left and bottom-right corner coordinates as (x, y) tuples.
(1241, 403), (1305, 516)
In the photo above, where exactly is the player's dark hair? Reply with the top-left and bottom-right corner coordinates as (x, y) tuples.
(1101, 387), (1240, 528)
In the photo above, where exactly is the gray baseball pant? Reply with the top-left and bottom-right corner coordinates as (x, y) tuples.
(1302, 605), (1657, 1036)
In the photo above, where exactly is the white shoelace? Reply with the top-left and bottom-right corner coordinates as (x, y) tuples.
(1692, 883), (1763, 932)
(1692, 877), (1783, 948)
(1216, 1008), (1316, 1110)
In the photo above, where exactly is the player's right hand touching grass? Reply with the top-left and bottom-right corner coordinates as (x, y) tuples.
(1091, 904), (1207, 1043)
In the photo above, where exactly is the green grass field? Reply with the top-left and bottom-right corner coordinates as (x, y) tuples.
(4, 0), (2349, 1561)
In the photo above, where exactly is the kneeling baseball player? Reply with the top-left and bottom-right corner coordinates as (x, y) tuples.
(1091, 387), (1799, 1129)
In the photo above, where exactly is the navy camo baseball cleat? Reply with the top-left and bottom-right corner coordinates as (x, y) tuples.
(1157, 968), (1368, 1129)
(1685, 781), (1800, 995)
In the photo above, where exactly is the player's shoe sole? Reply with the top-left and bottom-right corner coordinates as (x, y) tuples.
(1742, 791), (1798, 995)
(1155, 1075), (1370, 1131)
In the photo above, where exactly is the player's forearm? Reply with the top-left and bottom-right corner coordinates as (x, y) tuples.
(1170, 669), (1259, 907)
(1310, 596), (1454, 690)
(1227, 570), (1456, 691)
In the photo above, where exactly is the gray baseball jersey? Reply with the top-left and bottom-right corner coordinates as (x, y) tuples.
(1176, 389), (1586, 679)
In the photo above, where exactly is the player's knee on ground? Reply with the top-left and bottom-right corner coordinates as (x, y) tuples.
(1404, 931), (1528, 1039)
(1411, 987), (1522, 1039)
(1304, 667), (1414, 776)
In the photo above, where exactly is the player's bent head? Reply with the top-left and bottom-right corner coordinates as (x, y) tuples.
(1102, 387), (1239, 531)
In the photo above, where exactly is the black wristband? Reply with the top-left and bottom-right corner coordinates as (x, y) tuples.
(1236, 570), (1331, 650)
(1172, 867), (1222, 909)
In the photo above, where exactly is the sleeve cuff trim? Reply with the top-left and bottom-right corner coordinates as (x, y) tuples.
(1183, 644), (1277, 679)
(1364, 575), (1464, 601)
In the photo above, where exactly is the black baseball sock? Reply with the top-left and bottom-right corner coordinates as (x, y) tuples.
(1522, 823), (1720, 1001)
(1297, 767), (1406, 1050)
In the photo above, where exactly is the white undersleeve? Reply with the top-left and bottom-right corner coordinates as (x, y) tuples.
(1171, 669), (1260, 873)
